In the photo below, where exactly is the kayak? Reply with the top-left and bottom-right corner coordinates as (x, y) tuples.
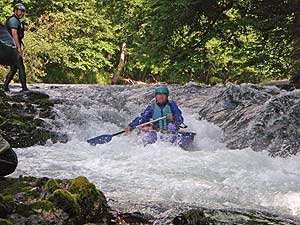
(0, 25), (19, 65)
(140, 130), (196, 150)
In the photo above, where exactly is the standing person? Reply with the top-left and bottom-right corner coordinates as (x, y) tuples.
(0, 135), (18, 177)
(3, 3), (28, 92)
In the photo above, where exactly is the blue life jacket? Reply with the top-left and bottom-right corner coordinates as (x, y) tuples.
(128, 99), (183, 129)
(152, 101), (173, 130)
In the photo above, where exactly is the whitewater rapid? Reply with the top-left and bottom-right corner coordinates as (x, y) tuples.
(12, 84), (300, 219)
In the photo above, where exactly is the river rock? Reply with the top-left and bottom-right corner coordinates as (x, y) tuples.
(0, 176), (111, 225)
(0, 89), (67, 147)
(199, 83), (300, 157)
(173, 208), (298, 225)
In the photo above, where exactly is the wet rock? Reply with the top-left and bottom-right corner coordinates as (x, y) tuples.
(0, 176), (111, 225)
(199, 83), (300, 157)
(0, 90), (66, 148)
(115, 212), (150, 224)
(173, 208), (298, 225)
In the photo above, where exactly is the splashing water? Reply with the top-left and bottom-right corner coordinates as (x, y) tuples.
(12, 84), (300, 219)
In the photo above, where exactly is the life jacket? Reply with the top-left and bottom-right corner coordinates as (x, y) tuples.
(152, 101), (173, 130)
(5, 15), (25, 45)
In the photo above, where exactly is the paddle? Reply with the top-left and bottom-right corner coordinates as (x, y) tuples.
(87, 116), (167, 146)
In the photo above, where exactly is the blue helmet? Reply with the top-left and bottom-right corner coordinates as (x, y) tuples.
(14, 3), (26, 11)
(155, 86), (169, 96)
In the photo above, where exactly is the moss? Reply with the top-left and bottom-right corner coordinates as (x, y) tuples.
(30, 200), (54, 212)
(68, 176), (108, 216)
(35, 177), (49, 188)
(46, 179), (62, 194)
(0, 89), (5, 98)
(32, 98), (54, 107)
(0, 219), (13, 225)
(0, 119), (29, 127)
(83, 224), (104, 225)
(24, 188), (40, 199)
(0, 196), (8, 218)
(0, 195), (15, 218)
(0, 89), (54, 148)
(0, 177), (112, 224)
(0, 177), (36, 196)
(15, 203), (36, 217)
(173, 209), (210, 225)
(0, 195), (16, 214)
(49, 189), (80, 216)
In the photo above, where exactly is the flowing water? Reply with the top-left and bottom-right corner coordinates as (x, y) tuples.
(11, 84), (300, 221)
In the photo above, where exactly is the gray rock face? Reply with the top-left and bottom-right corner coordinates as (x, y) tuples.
(199, 83), (300, 157)
(173, 208), (298, 225)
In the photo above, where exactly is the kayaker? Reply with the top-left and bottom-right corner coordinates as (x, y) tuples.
(87, 86), (194, 148)
(125, 86), (186, 144)
(0, 135), (18, 177)
(3, 3), (28, 92)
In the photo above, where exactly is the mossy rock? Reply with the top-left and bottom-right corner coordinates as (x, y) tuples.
(45, 179), (62, 194)
(49, 188), (80, 217)
(0, 196), (9, 218)
(0, 176), (112, 224)
(0, 89), (6, 98)
(0, 195), (15, 218)
(173, 209), (210, 225)
(9, 91), (49, 103)
(32, 98), (54, 107)
(30, 200), (55, 212)
(0, 218), (13, 225)
(0, 177), (35, 196)
(0, 89), (62, 148)
(83, 224), (105, 225)
(68, 176), (108, 218)
(15, 203), (36, 217)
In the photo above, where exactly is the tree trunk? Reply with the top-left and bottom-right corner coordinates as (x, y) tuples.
(112, 42), (127, 84)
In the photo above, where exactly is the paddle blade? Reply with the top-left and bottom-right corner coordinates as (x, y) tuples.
(87, 134), (113, 145)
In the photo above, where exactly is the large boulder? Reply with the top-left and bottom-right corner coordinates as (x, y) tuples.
(0, 176), (111, 225)
(199, 83), (300, 157)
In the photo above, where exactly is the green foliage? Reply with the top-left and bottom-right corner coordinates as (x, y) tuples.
(0, 0), (298, 84)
